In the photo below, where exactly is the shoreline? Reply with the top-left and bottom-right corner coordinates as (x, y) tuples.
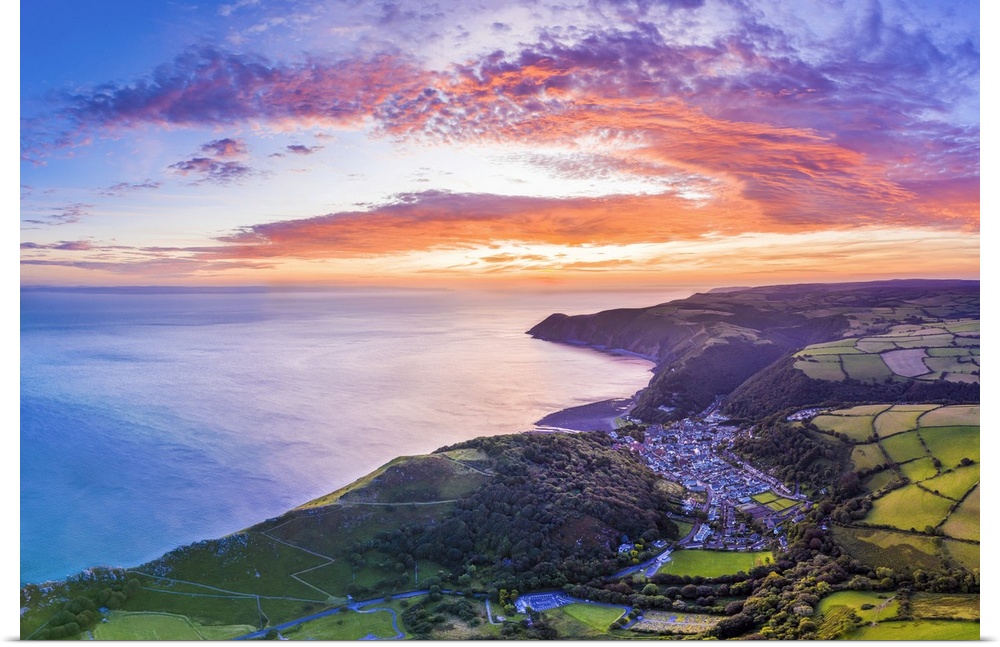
(533, 394), (640, 433)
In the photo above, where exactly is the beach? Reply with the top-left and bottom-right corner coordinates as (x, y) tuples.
(533, 395), (639, 432)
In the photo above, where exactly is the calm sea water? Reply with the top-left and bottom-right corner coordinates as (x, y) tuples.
(20, 287), (687, 585)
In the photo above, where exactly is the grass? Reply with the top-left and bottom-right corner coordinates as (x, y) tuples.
(879, 431), (927, 464)
(841, 353), (893, 381)
(919, 405), (979, 427)
(850, 444), (886, 472)
(920, 426), (979, 468)
(92, 611), (255, 640)
(282, 608), (398, 640)
(940, 485), (979, 541)
(863, 469), (898, 494)
(766, 497), (799, 511)
(835, 404), (894, 416)
(873, 407), (923, 437)
(866, 485), (953, 530)
(911, 593), (980, 620)
(542, 606), (610, 638)
(751, 491), (779, 504)
(560, 602), (627, 630)
(794, 359), (846, 380)
(844, 619), (979, 640)
(122, 581), (263, 627)
(832, 527), (943, 572)
(817, 590), (899, 623)
(943, 540), (979, 572)
(812, 414), (874, 441)
(655, 550), (773, 578)
(899, 457), (938, 483)
(921, 464), (979, 500)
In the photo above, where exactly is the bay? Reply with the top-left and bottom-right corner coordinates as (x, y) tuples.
(20, 287), (687, 585)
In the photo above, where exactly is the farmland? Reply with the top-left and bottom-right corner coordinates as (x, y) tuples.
(794, 321), (979, 383)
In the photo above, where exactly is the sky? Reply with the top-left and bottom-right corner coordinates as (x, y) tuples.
(18, 0), (981, 289)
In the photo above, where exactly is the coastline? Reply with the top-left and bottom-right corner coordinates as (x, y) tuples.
(533, 394), (639, 433)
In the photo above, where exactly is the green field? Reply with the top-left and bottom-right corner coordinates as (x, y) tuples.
(943, 540), (980, 572)
(919, 405), (979, 427)
(751, 491), (779, 504)
(817, 590), (899, 623)
(867, 485), (954, 530)
(795, 358), (846, 380)
(284, 608), (398, 640)
(900, 457), (938, 483)
(843, 619), (979, 640)
(873, 408), (923, 436)
(863, 469), (898, 493)
(656, 550), (773, 578)
(940, 485), (979, 541)
(812, 414), (874, 441)
(922, 464), (979, 500)
(850, 444), (886, 472)
(836, 404), (894, 416)
(560, 602), (627, 630)
(92, 611), (255, 640)
(841, 353), (893, 380)
(880, 431), (927, 464)
(920, 426), (979, 468)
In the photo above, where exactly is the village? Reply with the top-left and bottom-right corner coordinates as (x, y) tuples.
(610, 407), (810, 554)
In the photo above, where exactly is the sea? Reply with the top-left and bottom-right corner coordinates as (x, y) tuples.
(20, 287), (690, 586)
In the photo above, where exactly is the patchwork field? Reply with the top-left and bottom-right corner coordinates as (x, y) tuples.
(655, 550), (773, 578)
(794, 321), (979, 383)
(919, 426), (979, 469)
(879, 431), (926, 464)
(940, 485), (979, 541)
(282, 608), (399, 640)
(830, 527), (944, 573)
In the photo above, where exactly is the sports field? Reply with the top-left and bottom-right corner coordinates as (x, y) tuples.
(92, 611), (255, 640)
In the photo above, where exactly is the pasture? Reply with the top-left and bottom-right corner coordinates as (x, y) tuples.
(920, 426), (979, 468)
(879, 431), (927, 464)
(850, 444), (886, 472)
(92, 611), (255, 640)
(844, 620), (979, 640)
(831, 527), (943, 572)
(794, 358), (845, 380)
(656, 550), (773, 578)
(919, 405), (979, 427)
(911, 593), (980, 621)
(283, 608), (398, 640)
(922, 464), (979, 500)
(899, 457), (938, 483)
(812, 413), (873, 441)
(866, 485), (954, 530)
(817, 590), (899, 623)
(873, 407), (923, 436)
(939, 485), (979, 541)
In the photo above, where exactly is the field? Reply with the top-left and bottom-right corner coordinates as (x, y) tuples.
(793, 322), (980, 383)
(812, 414), (874, 441)
(899, 457), (938, 482)
(919, 426), (979, 468)
(911, 593), (980, 621)
(817, 590), (899, 623)
(866, 485), (954, 530)
(873, 406), (931, 436)
(560, 603), (627, 630)
(919, 404), (979, 426)
(939, 485), (979, 541)
(922, 464), (980, 500)
(281, 608), (399, 640)
(879, 431), (926, 464)
(943, 539), (979, 571)
(831, 527), (944, 572)
(92, 611), (255, 640)
(850, 444), (886, 472)
(843, 620), (979, 640)
(655, 550), (773, 578)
